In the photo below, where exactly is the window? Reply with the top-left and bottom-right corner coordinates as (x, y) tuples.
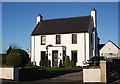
(41, 51), (46, 66)
(56, 35), (61, 44)
(41, 36), (46, 45)
(71, 50), (77, 63)
(41, 51), (46, 61)
(72, 34), (77, 44)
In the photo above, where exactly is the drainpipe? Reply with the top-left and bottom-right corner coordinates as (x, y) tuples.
(33, 36), (36, 66)
(83, 33), (87, 65)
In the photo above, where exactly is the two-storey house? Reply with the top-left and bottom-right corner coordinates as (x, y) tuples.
(31, 8), (99, 67)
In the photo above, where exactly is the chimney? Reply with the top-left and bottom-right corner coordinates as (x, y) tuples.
(91, 8), (97, 28)
(36, 14), (43, 24)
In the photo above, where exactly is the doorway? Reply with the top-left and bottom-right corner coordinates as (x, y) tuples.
(52, 50), (58, 67)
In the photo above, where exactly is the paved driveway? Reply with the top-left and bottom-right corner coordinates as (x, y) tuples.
(51, 71), (83, 81)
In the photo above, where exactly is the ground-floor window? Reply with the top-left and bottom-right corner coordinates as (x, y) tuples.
(40, 51), (47, 66)
(71, 50), (77, 63)
(41, 51), (46, 61)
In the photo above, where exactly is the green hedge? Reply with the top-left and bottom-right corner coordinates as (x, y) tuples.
(18, 66), (82, 81)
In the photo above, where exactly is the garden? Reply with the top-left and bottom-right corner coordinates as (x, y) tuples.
(1, 46), (82, 81)
(18, 66), (82, 81)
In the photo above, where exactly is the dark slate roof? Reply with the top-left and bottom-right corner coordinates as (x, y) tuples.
(108, 40), (120, 49)
(31, 16), (92, 35)
(98, 44), (105, 51)
(99, 40), (120, 51)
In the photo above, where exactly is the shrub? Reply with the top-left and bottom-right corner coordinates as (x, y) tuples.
(59, 59), (62, 67)
(44, 56), (48, 67)
(65, 56), (70, 67)
(39, 60), (44, 67)
(48, 60), (51, 67)
(70, 60), (76, 67)
(6, 49), (29, 67)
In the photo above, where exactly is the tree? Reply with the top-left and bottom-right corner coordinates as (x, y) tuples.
(6, 44), (19, 55)
(6, 46), (13, 55)
(6, 49), (29, 67)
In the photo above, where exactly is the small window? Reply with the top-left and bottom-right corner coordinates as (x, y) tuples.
(109, 53), (113, 55)
(72, 34), (77, 44)
(56, 35), (61, 44)
(41, 36), (46, 45)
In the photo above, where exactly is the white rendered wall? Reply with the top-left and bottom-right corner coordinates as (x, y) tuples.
(83, 68), (101, 82)
(0, 68), (14, 80)
(31, 33), (91, 66)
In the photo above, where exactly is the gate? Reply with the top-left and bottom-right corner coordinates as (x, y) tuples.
(107, 59), (120, 83)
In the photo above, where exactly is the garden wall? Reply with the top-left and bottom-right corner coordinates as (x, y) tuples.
(0, 67), (14, 80)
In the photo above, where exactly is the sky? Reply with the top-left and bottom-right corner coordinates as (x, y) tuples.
(2, 2), (118, 53)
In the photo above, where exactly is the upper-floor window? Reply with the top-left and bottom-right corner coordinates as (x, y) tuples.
(72, 34), (77, 44)
(56, 35), (61, 44)
(41, 36), (46, 45)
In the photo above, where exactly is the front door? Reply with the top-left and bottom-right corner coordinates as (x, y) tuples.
(52, 50), (58, 67)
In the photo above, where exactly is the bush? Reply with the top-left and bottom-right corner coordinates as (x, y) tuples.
(6, 49), (29, 67)
(70, 60), (76, 67)
(44, 56), (48, 67)
(59, 59), (62, 67)
(39, 60), (44, 67)
(48, 60), (51, 67)
(65, 56), (69, 67)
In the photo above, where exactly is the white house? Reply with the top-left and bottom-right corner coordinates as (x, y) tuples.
(31, 8), (99, 67)
(100, 40), (120, 59)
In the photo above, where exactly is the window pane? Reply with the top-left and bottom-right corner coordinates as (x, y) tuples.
(41, 36), (46, 45)
(71, 50), (77, 63)
(72, 34), (77, 44)
(56, 35), (61, 44)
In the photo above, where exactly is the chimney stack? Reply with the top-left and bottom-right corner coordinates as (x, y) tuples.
(91, 8), (97, 28)
(36, 14), (43, 24)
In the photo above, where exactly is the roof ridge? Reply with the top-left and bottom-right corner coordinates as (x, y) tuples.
(42, 15), (91, 21)
(108, 40), (120, 49)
